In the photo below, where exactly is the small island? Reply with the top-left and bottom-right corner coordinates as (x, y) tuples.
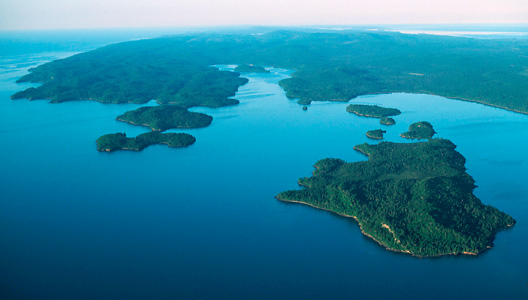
(401, 121), (436, 140)
(96, 132), (195, 152)
(380, 117), (396, 125)
(117, 105), (212, 131)
(234, 64), (270, 73)
(276, 139), (515, 257)
(366, 129), (386, 140)
(346, 104), (401, 118)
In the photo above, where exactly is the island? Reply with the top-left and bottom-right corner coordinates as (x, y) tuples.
(116, 105), (213, 131)
(276, 139), (515, 257)
(96, 132), (195, 152)
(401, 121), (436, 140)
(380, 117), (396, 126)
(366, 129), (386, 140)
(234, 64), (270, 73)
(346, 104), (401, 118)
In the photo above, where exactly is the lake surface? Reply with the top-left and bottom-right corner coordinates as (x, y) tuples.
(1, 32), (527, 300)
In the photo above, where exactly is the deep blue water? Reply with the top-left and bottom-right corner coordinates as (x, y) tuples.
(1, 31), (527, 300)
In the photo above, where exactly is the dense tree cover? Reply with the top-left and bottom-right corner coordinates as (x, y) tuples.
(401, 121), (436, 140)
(116, 105), (212, 131)
(11, 30), (528, 113)
(366, 129), (386, 140)
(347, 104), (401, 118)
(234, 64), (270, 73)
(277, 139), (515, 257)
(380, 117), (396, 125)
(96, 132), (195, 152)
(11, 39), (248, 106)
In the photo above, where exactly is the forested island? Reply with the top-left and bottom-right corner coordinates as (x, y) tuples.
(380, 117), (396, 125)
(96, 132), (195, 152)
(116, 105), (213, 131)
(366, 129), (386, 140)
(276, 139), (516, 257)
(346, 104), (401, 118)
(401, 121), (436, 140)
(234, 64), (270, 73)
(11, 29), (528, 114)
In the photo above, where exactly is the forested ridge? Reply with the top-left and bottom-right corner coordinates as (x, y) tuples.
(12, 29), (528, 113)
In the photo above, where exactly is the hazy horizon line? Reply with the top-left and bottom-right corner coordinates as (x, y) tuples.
(2, 22), (528, 33)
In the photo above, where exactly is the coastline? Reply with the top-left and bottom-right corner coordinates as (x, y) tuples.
(366, 133), (383, 140)
(348, 91), (528, 116)
(276, 196), (481, 258)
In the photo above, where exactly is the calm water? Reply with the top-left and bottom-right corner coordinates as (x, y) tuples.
(1, 32), (527, 300)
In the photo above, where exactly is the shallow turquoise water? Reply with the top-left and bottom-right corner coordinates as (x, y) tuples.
(1, 39), (527, 299)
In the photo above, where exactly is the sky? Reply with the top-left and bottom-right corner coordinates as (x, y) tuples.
(1, 0), (527, 31)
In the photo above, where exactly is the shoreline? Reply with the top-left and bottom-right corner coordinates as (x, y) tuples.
(349, 91), (528, 116)
(276, 196), (481, 258)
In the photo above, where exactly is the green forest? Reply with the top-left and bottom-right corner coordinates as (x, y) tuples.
(96, 132), (195, 152)
(401, 121), (436, 140)
(380, 117), (396, 125)
(276, 139), (515, 257)
(347, 104), (402, 118)
(12, 30), (528, 113)
(116, 105), (213, 131)
(366, 129), (386, 140)
(234, 64), (270, 73)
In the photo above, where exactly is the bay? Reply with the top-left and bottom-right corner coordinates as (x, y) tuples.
(0, 32), (527, 300)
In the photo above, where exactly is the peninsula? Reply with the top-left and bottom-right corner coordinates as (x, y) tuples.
(12, 30), (528, 114)
(346, 104), (401, 118)
(276, 139), (515, 257)
(401, 121), (436, 140)
(96, 132), (195, 152)
(116, 105), (212, 131)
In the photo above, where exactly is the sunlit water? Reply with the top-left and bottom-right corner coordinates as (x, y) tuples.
(0, 35), (527, 300)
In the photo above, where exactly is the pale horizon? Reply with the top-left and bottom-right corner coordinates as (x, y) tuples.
(1, 0), (527, 31)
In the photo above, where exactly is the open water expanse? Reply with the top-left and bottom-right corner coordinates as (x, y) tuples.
(0, 31), (527, 299)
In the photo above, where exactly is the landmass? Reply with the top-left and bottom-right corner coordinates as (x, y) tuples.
(346, 104), (401, 118)
(116, 105), (212, 131)
(380, 117), (396, 125)
(401, 121), (436, 140)
(276, 139), (515, 257)
(234, 64), (270, 73)
(366, 129), (386, 140)
(11, 30), (528, 114)
(96, 132), (195, 152)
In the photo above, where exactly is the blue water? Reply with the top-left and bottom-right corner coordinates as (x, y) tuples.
(1, 32), (527, 299)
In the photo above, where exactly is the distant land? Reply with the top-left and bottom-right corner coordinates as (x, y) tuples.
(277, 138), (516, 257)
(11, 30), (528, 114)
(234, 64), (270, 73)
(96, 132), (195, 152)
